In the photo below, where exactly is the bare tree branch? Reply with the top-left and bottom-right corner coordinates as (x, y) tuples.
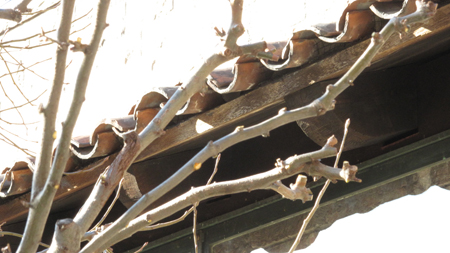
(0, 81), (26, 127)
(193, 153), (221, 252)
(14, 0), (33, 13)
(0, 132), (35, 156)
(0, 2), (61, 37)
(47, 219), (82, 253)
(86, 137), (344, 251)
(0, 118), (38, 125)
(288, 119), (351, 252)
(40, 0), (112, 251)
(207, 153), (221, 185)
(90, 177), (125, 231)
(0, 7), (92, 45)
(80, 1), (437, 251)
(0, 9), (22, 22)
(192, 202), (199, 253)
(0, 89), (46, 113)
(133, 242), (148, 253)
(0, 58), (52, 80)
(0, 125), (38, 143)
(16, 0), (76, 251)
(0, 42), (52, 49)
(140, 153), (221, 233)
(140, 206), (195, 231)
(0, 231), (49, 248)
(0, 50), (34, 105)
(2, 48), (49, 80)
(72, 0), (266, 237)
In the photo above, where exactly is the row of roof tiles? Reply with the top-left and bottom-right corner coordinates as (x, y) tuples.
(0, 0), (417, 209)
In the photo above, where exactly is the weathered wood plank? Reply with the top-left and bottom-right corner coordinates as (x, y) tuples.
(136, 4), (450, 162)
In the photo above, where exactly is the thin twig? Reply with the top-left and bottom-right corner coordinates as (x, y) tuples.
(288, 119), (350, 253)
(91, 177), (125, 230)
(0, 132), (35, 156)
(193, 202), (199, 253)
(71, 8), (93, 22)
(133, 242), (148, 253)
(81, 1), (437, 251)
(192, 153), (220, 251)
(0, 29), (55, 44)
(0, 89), (46, 113)
(0, 231), (50, 248)
(39, 28), (64, 47)
(0, 49), (34, 104)
(0, 1), (61, 37)
(0, 118), (39, 125)
(77, 1), (266, 249)
(141, 153), (222, 232)
(70, 23), (91, 35)
(0, 57), (51, 79)
(0, 42), (52, 49)
(0, 125), (38, 143)
(3, 47), (48, 80)
(141, 206), (195, 231)
(0, 81), (26, 127)
(207, 153), (221, 185)
(90, 140), (342, 250)
(0, 7), (92, 45)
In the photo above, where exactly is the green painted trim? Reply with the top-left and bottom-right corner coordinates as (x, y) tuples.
(126, 129), (450, 253)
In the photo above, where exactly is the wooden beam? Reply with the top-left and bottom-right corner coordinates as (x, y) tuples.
(136, 4), (450, 162)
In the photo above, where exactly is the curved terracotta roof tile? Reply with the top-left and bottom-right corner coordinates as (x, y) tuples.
(89, 116), (136, 145)
(0, 0), (434, 226)
(318, 10), (375, 43)
(261, 0), (417, 71)
(70, 115), (136, 160)
(207, 61), (273, 93)
(70, 132), (123, 159)
(0, 158), (34, 197)
(370, 0), (416, 19)
(135, 108), (160, 133)
(261, 39), (318, 71)
(132, 86), (224, 116)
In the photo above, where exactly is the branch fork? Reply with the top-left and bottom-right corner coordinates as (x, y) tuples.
(340, 161), (361, 183)
(271, 175), (312, 203)
(49, 0), (439, 251)
(68, 38), (88, 53)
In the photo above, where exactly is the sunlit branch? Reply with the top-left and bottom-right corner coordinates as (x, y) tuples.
(16, 0), (76, 251)
(0, 2), (61, 37)
(0, 7), (92, 45)
(14, 0), (33, 13)
(288, 119), (350, 252)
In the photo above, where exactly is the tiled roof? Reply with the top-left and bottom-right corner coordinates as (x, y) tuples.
(0, 0), (430, 223)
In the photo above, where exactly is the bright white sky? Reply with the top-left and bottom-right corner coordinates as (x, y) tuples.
(0, 1), (448, 252)
(252, 185), (450, 252)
